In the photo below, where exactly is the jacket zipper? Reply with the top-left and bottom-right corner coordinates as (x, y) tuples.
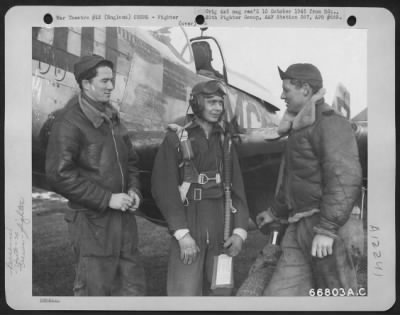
(110, 125), (125, 192)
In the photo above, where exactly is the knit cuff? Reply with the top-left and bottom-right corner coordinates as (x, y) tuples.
(313, 226), (338, 239)
(173, 229), (190, 240)
(233, 228), (247, 241)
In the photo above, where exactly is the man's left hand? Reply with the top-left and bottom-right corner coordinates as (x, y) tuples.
(224, 234), (244, 257)
(127, 190), (141, 211)
(311, 234), (334, 258)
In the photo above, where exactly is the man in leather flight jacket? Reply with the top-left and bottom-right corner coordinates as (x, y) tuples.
(46, 55), (145, 296)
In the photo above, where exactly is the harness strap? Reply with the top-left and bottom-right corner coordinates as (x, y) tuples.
(169, 122), (226, 204)
(168, 122), (198, 203)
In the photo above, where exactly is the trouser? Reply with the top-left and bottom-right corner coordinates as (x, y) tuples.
(72, 249), (146, 296)
(263, 214), (357, 296)
(67, 211), (146, 296)
(167, 238), (218, 296)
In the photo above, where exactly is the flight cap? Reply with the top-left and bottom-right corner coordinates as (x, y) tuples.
(278, 63), (323, 86)
(74, 54), (113, 81)
(191, 80), (226, 97)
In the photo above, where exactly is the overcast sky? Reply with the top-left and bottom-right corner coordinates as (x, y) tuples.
(185, 27), (367, 118)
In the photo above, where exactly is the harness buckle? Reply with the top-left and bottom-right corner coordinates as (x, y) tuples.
(198, 173), (221, 185)
(198, 173), (208, 185)
(194, 188), (202, 201)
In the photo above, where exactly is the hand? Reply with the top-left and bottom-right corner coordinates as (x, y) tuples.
(256, 209), (275, 228)
(178, 233), (200, 264)
(311, 234), (335, 258)
(127, 190), (141, 212)
(224, 234), (244, 257)
(108, 193), (133, 212)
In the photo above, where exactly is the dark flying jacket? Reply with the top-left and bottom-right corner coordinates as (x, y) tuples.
(45, 94), (142, 256)
(151, 119), (249, 243)
(273, 100), (362, 237)
(45, 94), (141, 211)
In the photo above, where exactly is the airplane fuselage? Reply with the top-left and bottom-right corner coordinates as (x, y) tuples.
(32, 26), (367, 226)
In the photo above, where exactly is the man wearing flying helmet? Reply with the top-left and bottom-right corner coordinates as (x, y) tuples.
(152, 80), (249, 295)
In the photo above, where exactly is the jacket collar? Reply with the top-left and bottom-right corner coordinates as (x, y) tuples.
(79, 93), (119, 128)
(186, 115), (225, 135)
(278, 89), (328, 135)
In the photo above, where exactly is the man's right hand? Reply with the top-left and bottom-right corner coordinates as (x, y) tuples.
(256, 208), (275, 228)
(108, 193), (134, 212)
(178, 233), (200, 265)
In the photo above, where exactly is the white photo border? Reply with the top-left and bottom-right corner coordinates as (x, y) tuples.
(4, 6), (396, 311)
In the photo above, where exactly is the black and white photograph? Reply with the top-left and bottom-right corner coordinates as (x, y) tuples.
(4, 6), (395, 311)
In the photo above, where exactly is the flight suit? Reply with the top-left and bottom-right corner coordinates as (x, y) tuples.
(152, 119), (249, 295)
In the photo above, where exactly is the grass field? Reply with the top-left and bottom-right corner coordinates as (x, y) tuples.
(32, 190), (367, 296)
